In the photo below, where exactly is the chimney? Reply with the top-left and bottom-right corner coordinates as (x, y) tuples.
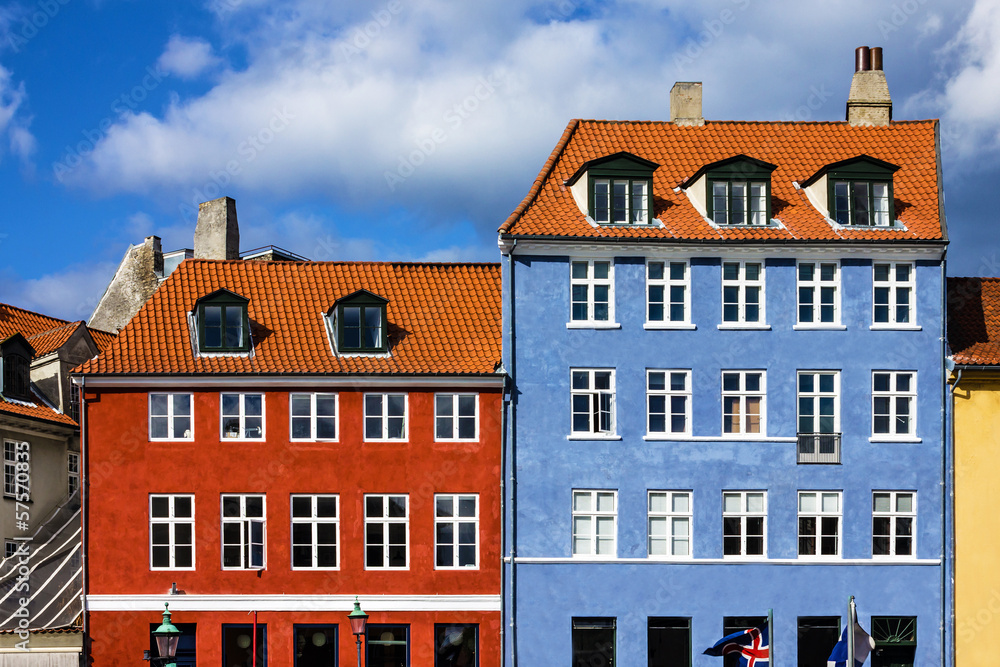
(194, 196), (240, 260)
(846, 46), (892, 126)
(670, 82), (705, 126)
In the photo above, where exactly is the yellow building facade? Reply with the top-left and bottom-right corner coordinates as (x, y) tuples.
(948, 277), (1000, 666)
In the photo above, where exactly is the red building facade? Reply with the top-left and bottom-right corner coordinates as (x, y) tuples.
(76, 260), (503, 667)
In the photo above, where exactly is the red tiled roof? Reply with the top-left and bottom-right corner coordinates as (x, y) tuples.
(79, 260), (502, 376)
(500, 119), (945, 242)
(0, 391), (77, 427)
(26, 321), (80, 356)
(948, 278), (1000, 366)
(0, 303), (116, 357)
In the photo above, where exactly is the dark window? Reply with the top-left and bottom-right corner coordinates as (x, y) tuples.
(435, 624), (477, 667)
(798, 617), (839, 667)
(2, 353), (30, 401)
(196, 290), (250, 353)
(648, 617), (690, 667)
(294, 624), (337, 667)
(332, 290), (389, 353)
(572, 617), (615, 667)
(367, 624), (409, 667)
(871, 616), (916, 667)
(698, 156), (776, 226)
(149, 623), (196, 667)
(722, 617), (766, 667)
(818, 156), (899, 227)
(569, 152), (657, 226)
(223, 624), (266, 667)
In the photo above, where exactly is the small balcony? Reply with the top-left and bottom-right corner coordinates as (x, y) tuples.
(797, 433), (841, 464)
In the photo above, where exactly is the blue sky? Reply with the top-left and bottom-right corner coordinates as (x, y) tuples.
(0, 0), (997, 321)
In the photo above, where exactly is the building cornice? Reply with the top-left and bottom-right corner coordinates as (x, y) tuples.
(73, 374), (506, 389)
(86, 594), (501, 612)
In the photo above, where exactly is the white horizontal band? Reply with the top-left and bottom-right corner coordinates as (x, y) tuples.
(86, 594), (501, 612)
(74, 375), (504, 389)
(510, 557), (941, 566)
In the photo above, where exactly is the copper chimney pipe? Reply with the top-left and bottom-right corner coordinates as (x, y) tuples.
(870, 46), (883, 71)
(855, 46), (871, 72)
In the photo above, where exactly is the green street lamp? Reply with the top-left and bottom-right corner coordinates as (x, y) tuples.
(146, 603), (181, 667)
(347, 597), (369, 667)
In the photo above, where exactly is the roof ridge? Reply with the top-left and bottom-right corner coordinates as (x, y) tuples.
(181, 259), (501, 268)
(26, 320), (80, 339)
(574, 118), (939, 126)
(0, 302), (69, 325)
(499, 118), (580, 234)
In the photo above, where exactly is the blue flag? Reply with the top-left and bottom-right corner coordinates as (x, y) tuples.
(827, 621), (874, 667)
(704, 624), (769, 667)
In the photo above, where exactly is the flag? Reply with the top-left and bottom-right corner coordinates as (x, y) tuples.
(704, 624), (769, 667)
(827, 621), (875, 667)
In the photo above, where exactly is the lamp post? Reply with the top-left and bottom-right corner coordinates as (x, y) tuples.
(347, 597), (369, 667)
(144, 603), (181, 667)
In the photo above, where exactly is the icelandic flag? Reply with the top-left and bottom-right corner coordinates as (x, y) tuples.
(704, 624), (769, 666)
(827, 622), (875, 667)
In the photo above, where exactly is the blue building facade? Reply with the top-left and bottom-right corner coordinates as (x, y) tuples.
(499, 73), (948, 666)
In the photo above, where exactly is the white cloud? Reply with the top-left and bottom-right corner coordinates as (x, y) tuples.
(0, 64), (34, 164)
(0, 262), (118, 322)
(156, 35), (221, 79)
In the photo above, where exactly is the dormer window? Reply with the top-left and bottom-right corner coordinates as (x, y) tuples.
(701, 156), (776, 226)
(0, 335), (33, 402)
(803, 155), (899, 227)
(195, 289), (250, 353)
(329, 290), (389, 354)
(566, 152), (658, 225)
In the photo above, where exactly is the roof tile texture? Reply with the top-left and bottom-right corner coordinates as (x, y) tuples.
(500, 119), (944, 242)
(79, 260), (502, 376)
(948, 278), (1000, 366)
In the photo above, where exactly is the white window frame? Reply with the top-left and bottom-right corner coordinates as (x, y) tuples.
(363, 393), (408, 441)
(569, 260), (616, 327)
(797, 491), (841, 558)
(220, 494), (266, 570)
(592, 177), (649, 224)
(723, 491), (767, 558)
(3, 440), (27, 499)
(289, 393), (338, 441)
(648, 490), (692, 558)
(150, 494), (195, 570)
(290, 494), (339, 570)
(434, 394), (479, 441)
(364, 494), (409, 569)
(149, 393), (194, 441)
(796, 261), (841, 327)
(572, 490), (617, 558)
(797, 371), (840, 435)
(645, 260), (692, 328)
(872, 262), (916, 328)
(872, 371), (917, 440)
(220, 393), (265, 440)
(646, 370), (692, 437)
(570, 369), (616, 438)
(872, 491), (916, 558)
(721, 371), (766, 437)
(67, 452), (79, 496)
(434, 494), (479, 569)
(720, 260), (765, 326)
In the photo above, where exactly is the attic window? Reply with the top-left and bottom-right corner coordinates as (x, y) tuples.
(806, 155), (899, 227)
(567, 152), (659, 225)
(702, 156), (777, 226)
(329, 290), (389, 354)
(0, 335), (34, 402)
(195, 289), (250, 353)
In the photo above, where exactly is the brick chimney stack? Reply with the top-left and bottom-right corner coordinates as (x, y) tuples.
(846, 46), (892, 126)
(194, 196), (240, 260)
(670, 82), (705, 126)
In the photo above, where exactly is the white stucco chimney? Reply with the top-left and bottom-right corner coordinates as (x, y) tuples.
(194, 196), (240, 260)
(846, 46), (892, 126)
(670, 82), (705, 126)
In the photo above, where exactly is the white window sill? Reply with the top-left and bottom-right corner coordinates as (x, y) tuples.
(722, 556), (769, 562)
(433, 439), (480, 444)
(643, 323), (697, 330)
(868, 436), (922, 443)
(571, 554), (618, 560)
(290, 439), (340, 444)
(644, 435), (795, 442)
(220, 438), (266, 442)
(792, 324), (847, 331)
(363, 439), (409, 443)
(566, 322), (621, 330)
(149, 438), (195, 443)
(434, 565), (481, 571)
(869, 324), (922, 331)
(871, 556), (918, 562)
(717, 324), (771, 331)
(796, 556), (843, 562)
(567, 434), (622, 441)
(643, 433), (693, 440)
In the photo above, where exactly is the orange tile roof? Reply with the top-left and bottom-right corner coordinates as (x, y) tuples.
(0, 303), (116, 357)
(78, 260), (502, 376)
(500, 119), (945, 243)
(948, 278), (1000, 366)
(0, 392), (77, 427)
(26, 321), (80, 356)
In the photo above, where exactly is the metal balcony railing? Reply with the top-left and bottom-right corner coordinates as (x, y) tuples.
(797, 433), (841, 464)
